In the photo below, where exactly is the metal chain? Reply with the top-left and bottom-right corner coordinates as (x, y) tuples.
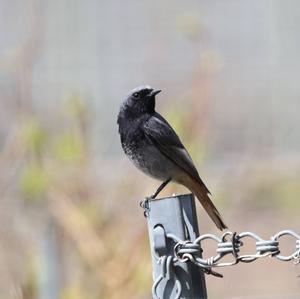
(166, 230), (300, 277)
(151, 229), (300, 298)
(152, 255), (182, 299)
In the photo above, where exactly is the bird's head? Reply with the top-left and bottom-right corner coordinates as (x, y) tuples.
(122, 85), (161, 114)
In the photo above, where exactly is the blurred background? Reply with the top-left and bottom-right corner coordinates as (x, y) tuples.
(0, 0), (300, 298)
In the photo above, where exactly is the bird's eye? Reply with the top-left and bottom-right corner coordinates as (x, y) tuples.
(133, 92), (139, 98)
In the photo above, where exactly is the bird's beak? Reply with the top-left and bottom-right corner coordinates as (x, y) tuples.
(150, 89), (162, 97)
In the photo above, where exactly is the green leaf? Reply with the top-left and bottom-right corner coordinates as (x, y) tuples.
(53, 133), (83, 163)
(20, 164), (48, 201)
(21, 119), (47, 155)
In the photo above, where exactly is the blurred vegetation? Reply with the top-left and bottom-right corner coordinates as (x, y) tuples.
(0, 95), (153, 299)
(1, 2), (300, 299)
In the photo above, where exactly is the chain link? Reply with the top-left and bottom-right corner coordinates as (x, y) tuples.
(166, 230), (300, 277)
(152, 255), (182, 299)
(151, 229), (300, 298)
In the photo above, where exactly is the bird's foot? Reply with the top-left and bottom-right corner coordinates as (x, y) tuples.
(139, 197), (152, 217)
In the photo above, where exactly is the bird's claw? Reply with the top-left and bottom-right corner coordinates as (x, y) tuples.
(139, 197), (152, 217)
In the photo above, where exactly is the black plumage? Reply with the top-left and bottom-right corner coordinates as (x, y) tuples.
(117, 85), (227, 230)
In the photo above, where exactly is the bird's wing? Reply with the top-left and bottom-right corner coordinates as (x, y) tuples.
(144, 113), (210, 194)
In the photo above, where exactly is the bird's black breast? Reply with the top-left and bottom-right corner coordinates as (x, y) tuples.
(118, 111), (175, 181)
(118, 111), (149, 159)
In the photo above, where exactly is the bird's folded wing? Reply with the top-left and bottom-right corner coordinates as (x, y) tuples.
(144, 114), (210, 194)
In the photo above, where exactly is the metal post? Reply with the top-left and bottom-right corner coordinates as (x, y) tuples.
(145, 193), (207, 299)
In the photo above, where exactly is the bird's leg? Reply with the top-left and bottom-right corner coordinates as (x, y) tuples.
(140, 179), (171, 217)
(150, 178), (171, 199)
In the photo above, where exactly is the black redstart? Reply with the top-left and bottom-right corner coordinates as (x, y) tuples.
(117, 85), (227, 230)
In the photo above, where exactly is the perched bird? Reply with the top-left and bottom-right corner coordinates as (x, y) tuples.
(117, 85), (227, 230)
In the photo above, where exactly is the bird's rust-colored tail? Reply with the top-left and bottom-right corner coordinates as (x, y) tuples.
(182, 175), (227, 231)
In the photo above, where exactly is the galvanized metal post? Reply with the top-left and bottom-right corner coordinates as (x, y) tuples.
(145, 193), (207, 299)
